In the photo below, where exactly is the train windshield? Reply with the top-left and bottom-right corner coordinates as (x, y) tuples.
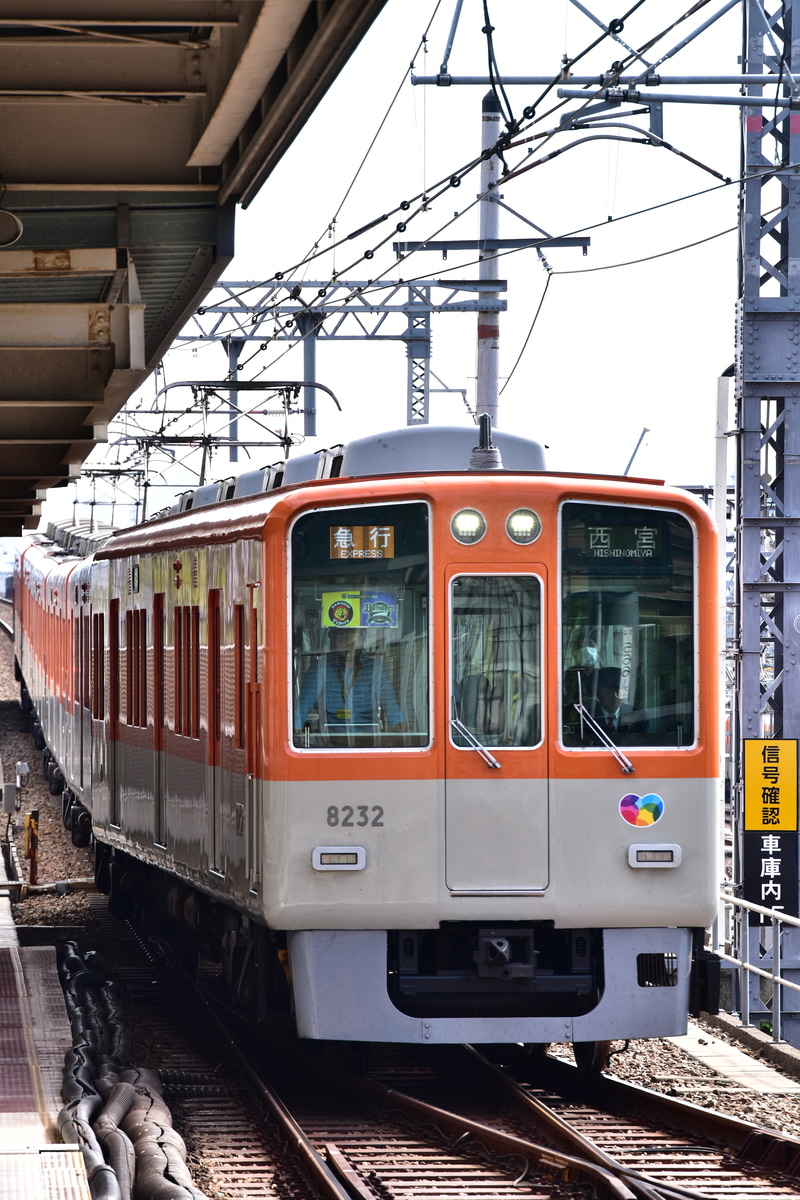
(450, 575), (542, 748)
(561, 502), (695, 748)
(291, 501), (429, 748)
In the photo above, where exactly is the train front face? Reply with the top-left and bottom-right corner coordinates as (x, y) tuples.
(270, 474), (719, 1044)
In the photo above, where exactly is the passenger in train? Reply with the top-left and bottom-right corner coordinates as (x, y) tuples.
(294, 625), (408, 734)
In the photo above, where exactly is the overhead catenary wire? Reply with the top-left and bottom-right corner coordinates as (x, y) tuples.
(144, 142), (756, 443)
(226, 157), (753, 385)
(219, 0), (708, 313)
(73, 0), (743, 510)
(297, 0), (445, 277)
(498, 205), (759, 395)
(161, 0), (725, 432)
(203, 0), (735, 382)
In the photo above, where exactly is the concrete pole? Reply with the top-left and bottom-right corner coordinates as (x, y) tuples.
(226, 338), (244, 463)
(476, 91), (502, 425)
(294, 311), (318, 437)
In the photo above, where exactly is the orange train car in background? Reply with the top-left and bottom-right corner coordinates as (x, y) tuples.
(14, 425), (720, 1058)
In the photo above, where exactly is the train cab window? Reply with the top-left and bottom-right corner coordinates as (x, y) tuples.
(450, 575), (542, 748)
(561, 502), (696, 748)
(291, 501), (429, 749)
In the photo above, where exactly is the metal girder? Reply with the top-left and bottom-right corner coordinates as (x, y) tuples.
(734, 0), (800, 1045)
(218, 0), (391, 206)
(0, 5), (240, 24)
(180, 279), (508, 341)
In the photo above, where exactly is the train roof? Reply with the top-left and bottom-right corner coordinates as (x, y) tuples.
(41, 424), (713, 564)
(170, 425), (548, 514)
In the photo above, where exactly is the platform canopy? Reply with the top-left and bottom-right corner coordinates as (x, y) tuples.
(0, 1), (386, 534)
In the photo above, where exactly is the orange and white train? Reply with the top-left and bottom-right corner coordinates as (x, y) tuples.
(14, 424), (721, 1054)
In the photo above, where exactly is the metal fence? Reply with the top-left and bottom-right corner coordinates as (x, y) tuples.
(715, 891), (800, 1042)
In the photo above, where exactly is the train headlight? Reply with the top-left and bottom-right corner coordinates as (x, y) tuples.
(451, 508), (486, 545)
(506, 508), (542, 545)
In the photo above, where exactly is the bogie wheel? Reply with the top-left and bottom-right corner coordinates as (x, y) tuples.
(573, 1040), (611, 1075)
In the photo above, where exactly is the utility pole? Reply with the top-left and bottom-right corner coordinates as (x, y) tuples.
(294, 310), (321, 437)
(476, 91), (502, 423)
(394, 94), (589, 422)
(226, 337), (244, 462)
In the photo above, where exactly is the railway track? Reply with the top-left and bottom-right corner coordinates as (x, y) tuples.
(258, 1036), (800, 1199)
(46, 899), (800, 1200)
(469, 1044), (800, 1197)
(60, 901), (604, 1199)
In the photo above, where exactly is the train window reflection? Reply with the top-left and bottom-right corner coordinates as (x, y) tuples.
(561, 502), (695, 748)
(291, 501), (429, 749)
(450, 575), (542, 749)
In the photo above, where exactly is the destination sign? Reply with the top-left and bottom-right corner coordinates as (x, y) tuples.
(329, 524), (395, 559)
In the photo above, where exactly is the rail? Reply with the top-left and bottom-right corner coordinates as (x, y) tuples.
(715, 890), (800, 1043)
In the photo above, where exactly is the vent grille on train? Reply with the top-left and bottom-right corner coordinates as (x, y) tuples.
(637, 952), (678, 988)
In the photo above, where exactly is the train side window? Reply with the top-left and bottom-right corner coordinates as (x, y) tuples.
(290, 501), (430, 749)
(234, 603), (245, 750)
(153, 594), (165, 747)
(560, 503), (696, 748)
(191, 605), (200, 738)
(125, 608), (147, 728)
(92, 613), (104, 720)
(109, 599), (119, 741)
(450, 575), (542, 749)
(174, 605), (183, 734)
(175, 604), (200, 739)
(125, 610), (133, 726)
(82, 612), (91, 712)
(72, 616), (79, 708)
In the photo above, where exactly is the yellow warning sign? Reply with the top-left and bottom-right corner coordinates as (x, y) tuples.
(744, 739), (798, 831)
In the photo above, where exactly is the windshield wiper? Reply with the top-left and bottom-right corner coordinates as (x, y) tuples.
(450, 716), (501, 769)
(573, 702), (635, 775)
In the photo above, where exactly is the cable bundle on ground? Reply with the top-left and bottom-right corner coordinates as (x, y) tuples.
(57, 941), (209, 1200)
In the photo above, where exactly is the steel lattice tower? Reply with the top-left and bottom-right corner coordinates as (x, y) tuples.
(735, 0), (800, 1041)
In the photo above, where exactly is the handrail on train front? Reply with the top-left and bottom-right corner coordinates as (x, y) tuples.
(714, 891), (800, 1044)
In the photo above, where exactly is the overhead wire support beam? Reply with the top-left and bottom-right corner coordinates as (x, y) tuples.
(393, 238), (590, 256)
(558, 87), (800, 107)
(177, 279), (510, 426)
(412, 75), (779, 86)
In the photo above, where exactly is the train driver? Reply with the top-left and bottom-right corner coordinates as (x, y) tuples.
(591, 666), (649, 741)
(294, 625), (408, 735)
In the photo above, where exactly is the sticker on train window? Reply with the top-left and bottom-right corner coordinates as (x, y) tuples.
(321, 590), (398, 628)
(329, 525), (395, 559)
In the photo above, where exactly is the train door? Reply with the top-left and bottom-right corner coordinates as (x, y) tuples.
(245, 584), (262, 892)
(108, 598), (120, 826)
(208, 588), (223, 873)
(81, 605), (91, 791)
(153, 593), (166, 846)
(444, 569), (549, 893)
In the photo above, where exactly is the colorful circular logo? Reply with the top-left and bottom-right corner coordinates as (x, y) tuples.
(328, 600), (354, 626)
(619, 793), (664, 827)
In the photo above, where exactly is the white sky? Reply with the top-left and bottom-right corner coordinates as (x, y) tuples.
(39, 0), (743, 531)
